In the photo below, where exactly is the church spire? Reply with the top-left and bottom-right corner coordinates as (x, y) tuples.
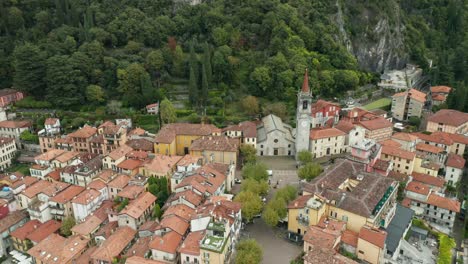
(301, 68), (310, 93)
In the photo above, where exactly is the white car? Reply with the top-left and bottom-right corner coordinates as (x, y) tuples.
(267, 170), (273, 177)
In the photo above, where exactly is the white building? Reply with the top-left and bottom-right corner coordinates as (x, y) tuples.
(257, 114), (295, 156)
(309, 128), (346, 158)
(0, 120), (32, 148)
(145, 103), (159, 115)
(71, 189), (105, 221)
(445, 154), (465, 186)
(378, 64), (423, 91)
(0, 137), (16, 171)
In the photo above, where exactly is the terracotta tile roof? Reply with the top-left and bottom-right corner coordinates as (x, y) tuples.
(94, 221), (118, 239)
(0, 210), (27, 233)
(107, 145), (133, 161)
(10, 219), (42, 240)
(189, 136), (239, 152)
(50, 185), (85, 204)
(139, 220), (159, 233)
(55, 135), (73, 144)
(311, 100), (339, 115)
(420, 161), (441, 171)
(146, 103), (159, 109)
(416, 143), (444, 154)
(382, 145), (415, 160)
(126, 150), (148, 160)
(177, 154), (202, 167)
(162, 204), (195, 222)
(392, 132), (419, 142)
(302, 159), (396, 218)
(88, 179), (107, 191)
(303, 224), (341, 249)
(411, 172), (445, 188)
(428, 109), (468, 127)
(405, 181), (430, 195)
(28, 234), (89, 264)
(71, 201), (113, 236)
(445, 132), (468, 144)
(359, 226), (386, 249)
(0, 88), (20, 96)
(310, 127), (346, 140)
(54, 151), (79, 163)
(334, 120), (355, 133)
(159, 215), (189, 236)
(222, 121), (257, 138)
(71, 189), (101, 205)
(0, 120), (31, 128)
(167, 189), (203, 208)
(432, 94), (446, 101)
(74, 246), (97, 264)
(178, 230), (205, 255)
(35, 149), (66, 162)
(373, 159), (391, 171)
(108, 174), (131, 189)
(91, 226), (137, 262)
(380, 139), (402, 148)
(22, 180), (53, 198)
(401, 197), (412, 208)
(142, 154), (183, 175)
(341, 230), (358, 247)
(149, 231), (183, 254)
(194, 199), (241, 225)
(155, 123), (219, 144)
(118, 185), (145, 200)
(117, 159), (143, 170)
(358, 117), (393, 131)
(388, 171), (409, 182)
(303, 244), (358, 264)
(27, 220), (61, 243)
(427, 193), (460, 213)
(412, 132), (453, 146)
(68, 125), (97, 138)
(287, 195), (313, 209)
(446, 153), (466, 169)
(45, 118), (59, 126)
(120, 192), (157, 219)
(126, 138), (154, 152)
(408, 88), (427, 102)
(128, 127), (147, 137)
(176, 165), (227, 196)
(0, 137), (14, 147)
(431, 86), (452, 94)
(126, 256), (166, 264)
(96, 170), (116, 183)
(124, 236), (151, 258)
(11, 176), (38, 189)
(46, 169), (61, 181)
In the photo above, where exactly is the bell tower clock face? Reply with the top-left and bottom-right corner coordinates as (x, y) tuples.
(301, 120), (308, 127)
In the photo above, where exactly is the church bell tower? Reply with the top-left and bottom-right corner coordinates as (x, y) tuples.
(295, 69), (312, 159)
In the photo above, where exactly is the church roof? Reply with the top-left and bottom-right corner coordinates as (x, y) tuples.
(302, 69), (310, 93)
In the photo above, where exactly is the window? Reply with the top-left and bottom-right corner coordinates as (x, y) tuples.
(274, 139), (278, 143)
(358, 250), (364, 254)
(261, 145), (264, 148)
(342, 215), (348, 222)
(303, 101), (308, 110)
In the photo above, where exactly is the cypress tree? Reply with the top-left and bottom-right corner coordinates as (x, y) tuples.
(203, 43), (212, 85)
(13, 43), (47, 98)
(189, 64), (198, 106)
(201, 63), (209, 107)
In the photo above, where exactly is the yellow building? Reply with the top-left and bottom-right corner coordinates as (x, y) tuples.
(288, 159), (398, 236)
(380, 145), (415, 175)
(189, 136), (239, 166)
(412, 155), (440, 176)
(10, 220), (41, 252)
(139, 154), (183, 179)
(199, 221), (232, 264)
(154, 123), (220, 156)
(356, 227), (386, 264)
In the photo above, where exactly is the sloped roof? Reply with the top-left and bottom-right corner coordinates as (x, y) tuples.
(359, 226), (387, 249)
(446, 153), (466, 169)
(91, 226), (136, 262)
(428, 109), (468, 127)
(154, 123), (219, 144)
(120, 192), (157, 219)
(310, 128), (346, 140)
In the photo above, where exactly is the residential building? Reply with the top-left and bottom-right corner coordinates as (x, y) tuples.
(55, 136), (74, 151)
(174, 165), (227, 198)
(412, 155), (440, 176)
(108, 174), (130, 199)
(384, 205), (414, 260)
(445, 154), (465, 186)
(178, 230), (205, 264)
(413, 131), (468, 156)
(310, 99), (341, 128)
(430, 86), (451, 106)
(303, 245), (358, 264)
(117, 185), (145, 201)
(0, 210), (28, 257)
(0, 120), (32, 148)
(28, 234), (89, 264)
(118, 192), (157, 230)
(357, 117), (393, 142)
(126, 256), (166, 264)
(0, 137), (16, 171)
(426, 109), (468, 134)
(140, 154), (183, 179)
(60, 154), (102, 186)
(288, 159), (398, 236)
(357, 226), (387, 264)
(26, 219), (61, 245)
(102, 144), (133, 171)
(71, 188), (105, 221)
(222, 121), (257, 148)
(0, 89), (24, 107)
(257, 114), (295, 156)
(391, 88), (426, 121)
(380, 145), (416, 175)
(309, 128), (346, 158)
(49, 185), (85, 220)
(199, 220), (233, 264)
(38, 118), (62, 153)
(154, 123), (220, 156)
(117, 159), (142, 176)
(68, 125), (98, 152)
(150, 231), (183, 263)
(411, 172), (445, 192)
(190, 136), (239, 166)
(51, 151), (80, 169)
(10, 219), (42, 252)
(146, 103), (159, 115)
(126, 137), (154, 153)
(415, 143), (446, 164)
(391, 133), (418, 151)
(70, 201), (113, 239)
(98, 121), (128, 153)
(335, 120), (366, 152)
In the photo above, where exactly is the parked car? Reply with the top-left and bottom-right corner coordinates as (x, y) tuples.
(234, 178), (242, 184)
(267, 170), (273, 177)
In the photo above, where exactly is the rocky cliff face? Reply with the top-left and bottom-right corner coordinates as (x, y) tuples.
(334, 0), (408, 72)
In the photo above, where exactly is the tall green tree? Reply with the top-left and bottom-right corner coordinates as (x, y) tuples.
(160, 98), (176, 124)
(298, 163), (323, 182)
(60, 217), (76, 237)
(235, 239), (263, 264)
(201, 63), (209, 107)
(13, 43), (46, 98)
(203, 43), (212, 85)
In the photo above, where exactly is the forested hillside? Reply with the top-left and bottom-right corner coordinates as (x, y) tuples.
(0, 0), (466, 112)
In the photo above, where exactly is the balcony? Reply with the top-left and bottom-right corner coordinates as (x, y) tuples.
(296, 216), (309, 226)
